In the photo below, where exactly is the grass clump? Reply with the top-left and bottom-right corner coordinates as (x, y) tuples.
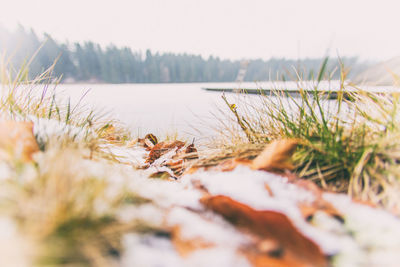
(0, 52), (131, 157)
(215, 58), (400, 211)
(0, 53), (160, 266)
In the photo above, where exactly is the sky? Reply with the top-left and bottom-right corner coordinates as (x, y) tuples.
(1, 0), (400, 61)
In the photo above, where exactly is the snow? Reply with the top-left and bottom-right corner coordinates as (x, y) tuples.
(323, 193), (400, 266)
(107, 146), (400, 266)
(4, 117), (400, 266)
(121, 234), (184, 267)
(166, 207), (250, 247)
(185, 166), (316, 211)
(0, 217), (31, 267)
(100, 144), (148, 166)
(31, 117), (90, 144)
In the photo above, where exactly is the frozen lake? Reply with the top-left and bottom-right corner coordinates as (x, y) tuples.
(54, 82), (243, 139)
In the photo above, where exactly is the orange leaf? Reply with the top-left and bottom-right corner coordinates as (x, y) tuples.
(166, 158), (185, 177)
(171, 227), (214, 257)
(183, 143), (198, 160)
(217, 158), (253, 172)
(146, 140), (185, 164)
(251, 139), (299, 172)
(201, 195), (327, 267)
(0, 121), (39, 162)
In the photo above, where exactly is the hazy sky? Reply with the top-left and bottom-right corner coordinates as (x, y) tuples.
(1, 0), (400, 61)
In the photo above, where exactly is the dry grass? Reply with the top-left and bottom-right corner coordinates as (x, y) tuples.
(209, 58), (400, 211)
(0, 53), (162, 266)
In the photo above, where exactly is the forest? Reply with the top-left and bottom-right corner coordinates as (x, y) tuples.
(0, 25), (370, 83)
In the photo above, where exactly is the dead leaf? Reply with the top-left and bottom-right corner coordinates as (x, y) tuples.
(166, 159), (184, 177)
(291, 179), (344, 222)
(143, 133), (158, 150)
(299, 202), (343, 223)
(0, 121), (39, 162)
(171, 227), (214, 257)
(149, 171), (172, 180)
(245, 250), (307, 267)
(201, 195), (327, 267)
(146, 140), (185, 164)
(183, 157), (251, 175)
(183, 144), (198, 160)
(145, 133), (158, 145)
(217, 158), (252, 172)
(251, 139), (299, 172)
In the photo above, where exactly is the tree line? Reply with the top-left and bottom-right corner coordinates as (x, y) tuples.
(0, 25), (371, 83)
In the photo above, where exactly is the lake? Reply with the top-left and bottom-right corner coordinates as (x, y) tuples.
(51, 81), (397, 141)
(55, 82), (247, 140)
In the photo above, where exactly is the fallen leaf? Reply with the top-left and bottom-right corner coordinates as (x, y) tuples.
(251, 139), (299, 172)
(245, 251), (307, 267)
(0, 121), (39, 162)
(183, 143), (198, 160)
(166, 159), (184, 177)
(217, 158), (252, 172)
(290, 179), (344, 222)
(171, 227), (214, 257)
(149, 171), (172, 180)
(201, 195), (327, 267)
(146, 140), (185, 164)
(299, 202), (343, 223)
(145, 133), (158, 145)
(143, 133), (158, 150)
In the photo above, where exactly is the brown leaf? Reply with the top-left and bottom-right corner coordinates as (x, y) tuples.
(299, 202), (343, 223)
(134, 133), (159, 150)
(0, 121), (39, 162)
(201, 195), (327, 267)
(281, 178), (344, 223)
(144, 138), (155, 149)
(166, 158), (184, 177)
(183, 157), (252, 175)
(171, 227), (214, 257)
(245, 251), (307, 267)
(145, 133), (158, 145)
(146, 140), (185, 164)
(149, 171), (172, 180)
(143, 133), (158, 150)
(183, 144), (198, 160)
(217, 158), (253, 172)
(251, 139), (299, 172)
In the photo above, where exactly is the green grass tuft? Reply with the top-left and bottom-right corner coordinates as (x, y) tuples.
(216, 58), (400, 211)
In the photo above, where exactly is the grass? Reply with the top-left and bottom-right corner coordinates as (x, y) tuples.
(0, 53), (163, 266)
(1, 52), (132, 154)
(212, 58), (400, 211)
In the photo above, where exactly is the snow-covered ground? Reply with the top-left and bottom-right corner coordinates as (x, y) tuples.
(101, 143), (400, 267)
(1, 118), (400, 267)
